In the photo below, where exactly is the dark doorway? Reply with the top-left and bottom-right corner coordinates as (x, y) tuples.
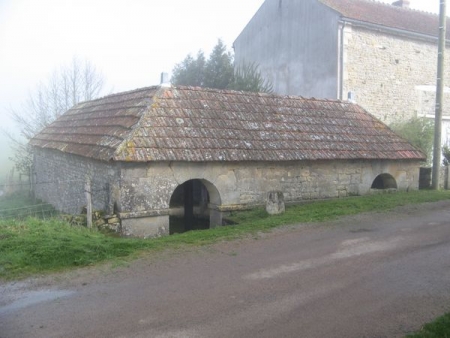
(169, 179), (211, 234)
(371, 173), (397, 190)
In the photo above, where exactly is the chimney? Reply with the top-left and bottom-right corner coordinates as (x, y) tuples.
(160, 72), (170, 87)
(392, 0), (410, 8)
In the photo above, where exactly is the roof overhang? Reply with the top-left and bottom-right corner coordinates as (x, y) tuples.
(339, 17), (450, 45)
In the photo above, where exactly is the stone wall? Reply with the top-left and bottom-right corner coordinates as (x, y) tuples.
(117, 159), (420, 237)
(419, 166), (450, 190)
(33, 148), (421, 238)
(440, 166), (450, 190)
(33, 148), (119, 214)
(343, 25), (450, 124)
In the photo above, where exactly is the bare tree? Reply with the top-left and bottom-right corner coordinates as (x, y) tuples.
(6, 57), (106, 174)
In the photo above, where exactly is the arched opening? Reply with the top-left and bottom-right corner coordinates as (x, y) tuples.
(371, 173), (397, 190)
(169, 179), (221, 235)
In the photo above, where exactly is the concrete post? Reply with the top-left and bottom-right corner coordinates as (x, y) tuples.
(432, 0), (446, 189)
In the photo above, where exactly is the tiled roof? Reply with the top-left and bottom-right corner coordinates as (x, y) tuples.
(319, 0), (449, 39)
(30, 86), (425, 162)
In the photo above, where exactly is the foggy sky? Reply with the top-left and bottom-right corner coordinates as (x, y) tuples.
(0, 0), (441, 179)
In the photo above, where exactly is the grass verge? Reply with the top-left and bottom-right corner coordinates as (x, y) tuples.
(406, 313), (450, 337)
(1, 190), (450, 280)
(227, 189), (450, 227)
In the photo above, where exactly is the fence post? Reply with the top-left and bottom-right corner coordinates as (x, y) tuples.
(85, 179), (93, 228)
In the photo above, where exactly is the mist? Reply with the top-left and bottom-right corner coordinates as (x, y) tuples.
(0, 134), (14, 183)
(0, 113), (18, 183)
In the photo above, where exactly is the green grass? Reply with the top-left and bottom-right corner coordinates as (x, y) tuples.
(0, 218), (157, 279)
(1, 190), (450, 280)
(227, 189), (450, 228)
(406, 313), (450, 337)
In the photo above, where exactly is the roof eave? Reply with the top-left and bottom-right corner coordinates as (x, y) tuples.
(340, 17), (449, 44)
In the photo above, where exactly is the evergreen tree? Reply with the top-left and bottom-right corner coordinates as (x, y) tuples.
(171, 51), (206, 87)
(203, 40), (234, 90)
(229, 62), (273, 93)
(171, 39), (272, 93)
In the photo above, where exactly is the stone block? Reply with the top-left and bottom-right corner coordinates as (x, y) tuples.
(266, 191), (285, 215)
(107, 217), (120, 224)
(94, 219), (106, 227)
(121, 215), (169, 238)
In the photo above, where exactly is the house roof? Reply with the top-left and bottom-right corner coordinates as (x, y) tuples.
(319, 0), (449, 39)
(30, 85), (425, 163)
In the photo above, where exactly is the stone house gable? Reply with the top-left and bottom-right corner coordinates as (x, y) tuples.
(31, 86), (424, 238)
(234, 0), (450, 126)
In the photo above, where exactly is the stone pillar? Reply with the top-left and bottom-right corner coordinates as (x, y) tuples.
(210, 207), (223, 228)
(266, 191), (285, 215)
(184, 180), (194, 231)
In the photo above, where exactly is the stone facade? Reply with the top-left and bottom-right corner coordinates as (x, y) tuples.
(33, 146), (420, 238)
(343, 25), (450, 124)
(30, 85), (425, 238)
(117, 159), (420, 237)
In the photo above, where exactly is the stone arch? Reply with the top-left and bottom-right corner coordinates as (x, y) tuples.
(168, 179), (222, 234)
(371, 173), (398, 190)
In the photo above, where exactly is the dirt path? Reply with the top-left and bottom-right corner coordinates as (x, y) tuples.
(2, 201), (450, 337)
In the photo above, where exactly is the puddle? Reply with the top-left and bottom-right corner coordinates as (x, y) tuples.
(349, 228), (374, 233)
(0, 289), (75, 314)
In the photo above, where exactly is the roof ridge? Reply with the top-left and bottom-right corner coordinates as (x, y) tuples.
(75, 85), (161, 107)
(112, 86), (166, 160)
(365, 0), (438, 15)
(366, 0), (437, 15)
(322, 0), (438, 16)
(318, 0), (445, 40)
(171, 85), (350, 105)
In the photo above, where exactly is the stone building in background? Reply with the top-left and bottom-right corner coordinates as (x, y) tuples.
(234, 0), (450, 137)
(30, 86), (424, 237)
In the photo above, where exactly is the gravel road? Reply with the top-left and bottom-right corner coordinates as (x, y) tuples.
(1, 200), (450, 338)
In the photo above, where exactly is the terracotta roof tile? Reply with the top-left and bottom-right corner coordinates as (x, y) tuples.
(30, 85), (425, 162)
(320, 0), (449, 39)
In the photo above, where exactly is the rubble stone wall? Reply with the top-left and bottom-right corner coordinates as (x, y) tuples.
(343, 25), (450, 124)
(118, 159), (420, 237)
(33, 148), (119, 214)
(33, 148), (421, 238)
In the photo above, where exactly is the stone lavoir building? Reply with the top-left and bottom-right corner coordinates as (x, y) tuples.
(234, 0), (450, 128)
(31, 86), (424, 237)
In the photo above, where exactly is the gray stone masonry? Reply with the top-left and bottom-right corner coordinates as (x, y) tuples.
(343, 25), (450, 124)
(117, 159), (420, 217)
(33, 148), (119, 215)
(33, 147), (421, 238)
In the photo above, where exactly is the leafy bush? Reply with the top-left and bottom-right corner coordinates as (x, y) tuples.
(442, 145), (450, 166)
(390, 117), (434, 165)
